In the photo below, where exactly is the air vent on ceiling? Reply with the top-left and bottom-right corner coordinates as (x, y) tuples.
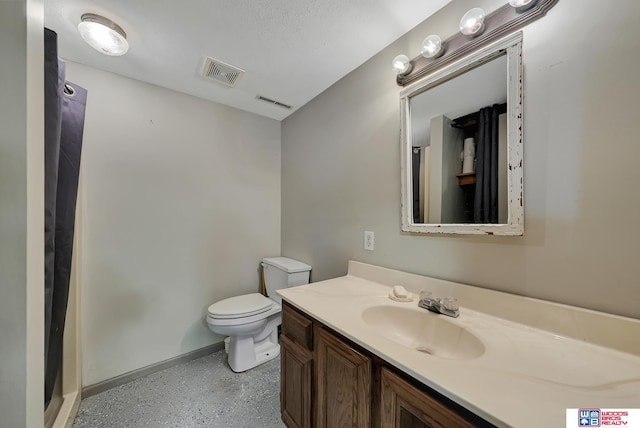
(255, 95), (292, 110)
(201, 57), (245, 87)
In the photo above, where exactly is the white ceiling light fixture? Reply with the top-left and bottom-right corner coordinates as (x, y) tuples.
(78, 13), (129, 56)
(459, 8), (486, 37)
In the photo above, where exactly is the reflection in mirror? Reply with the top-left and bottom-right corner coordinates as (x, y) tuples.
(411, 55), (507, 224)
(400, 32), (523, 235)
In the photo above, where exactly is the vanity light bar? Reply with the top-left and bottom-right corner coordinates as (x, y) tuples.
(393, 0), (558, 86)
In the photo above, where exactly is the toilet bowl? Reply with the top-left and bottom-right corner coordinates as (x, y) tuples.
(206, 257), (311, 372)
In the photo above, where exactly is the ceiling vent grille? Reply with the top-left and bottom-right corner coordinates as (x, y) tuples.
(256, 95), (292, 110)
(201, 57), (245, 87)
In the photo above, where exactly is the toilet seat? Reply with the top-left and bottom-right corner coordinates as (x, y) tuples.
(207, 293), (274, 319)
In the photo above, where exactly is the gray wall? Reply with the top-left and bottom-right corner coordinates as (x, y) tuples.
(0, 0), (44, 426)
(65, 62), (282, 386)
(282, 0), (640, 319)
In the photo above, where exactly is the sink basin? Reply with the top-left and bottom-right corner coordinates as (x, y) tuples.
(361, 305), (485, 360)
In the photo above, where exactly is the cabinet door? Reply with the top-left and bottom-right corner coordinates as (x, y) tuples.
(281, 334), (313, 428)
(380, 368), (477, 428)
(316, 327), (371, 428)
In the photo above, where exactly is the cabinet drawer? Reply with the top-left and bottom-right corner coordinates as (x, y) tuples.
(282, 302), (314, 351)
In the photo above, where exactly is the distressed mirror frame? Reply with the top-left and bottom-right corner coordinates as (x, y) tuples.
(400, 32), (523, 235)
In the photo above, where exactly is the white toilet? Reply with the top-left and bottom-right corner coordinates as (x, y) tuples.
(206, 257), (311, 372)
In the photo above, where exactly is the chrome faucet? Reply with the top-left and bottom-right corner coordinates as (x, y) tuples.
(418, 294), (460, 318)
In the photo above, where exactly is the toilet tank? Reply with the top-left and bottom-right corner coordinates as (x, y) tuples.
(262, 257), (311, 304)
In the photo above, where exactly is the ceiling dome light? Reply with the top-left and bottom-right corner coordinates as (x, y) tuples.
(508, 0), (539, 11)
(421, 35), (443, 59)
(392, 54), (412, 75)
(78, 13), (129, 56)
(459, 8), (486, 37)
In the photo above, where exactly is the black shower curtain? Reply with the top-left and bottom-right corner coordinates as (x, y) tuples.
(44, 28), (87, 406)
(473, 105), (499, 224)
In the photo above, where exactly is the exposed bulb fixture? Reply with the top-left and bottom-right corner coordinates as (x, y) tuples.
(421, 35), (443, 59)
(78, 13), (129, 56)
(459, 8), (486, 37)
(394, 0), (559, 86)
(509, 0), (539, 11)
(392, 54), (412, 75)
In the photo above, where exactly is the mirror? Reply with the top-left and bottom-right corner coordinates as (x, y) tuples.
(400, 32), (524, 235)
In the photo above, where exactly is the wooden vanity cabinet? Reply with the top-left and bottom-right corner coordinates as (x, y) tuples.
(380, 368), (478, 428)
(281, 303), (314, 428)
(280, 301), (491, 428)
(281, 335), (313, 428)
(316, 327), (371, 427)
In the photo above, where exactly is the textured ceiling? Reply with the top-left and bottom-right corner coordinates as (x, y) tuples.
(44, 0), (452, 121)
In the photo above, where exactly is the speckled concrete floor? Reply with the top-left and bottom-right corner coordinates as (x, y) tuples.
(73, 349), (285, 428)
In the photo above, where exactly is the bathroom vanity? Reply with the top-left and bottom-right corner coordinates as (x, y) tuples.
(280, 301), (489, 427)
(277, 261), (640, 427)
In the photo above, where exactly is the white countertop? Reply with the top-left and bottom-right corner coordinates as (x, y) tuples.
(277, 262), (640, 428)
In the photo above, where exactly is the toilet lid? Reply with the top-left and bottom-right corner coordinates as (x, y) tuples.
(207, 293), (274, 319)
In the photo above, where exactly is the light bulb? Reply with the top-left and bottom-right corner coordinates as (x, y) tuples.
(509, 0), (538, 11)
(421, 35), (443, 59)
(459, 8), (486, 36)
(392, 54), (412, 75)
(78, 14), (129, 56)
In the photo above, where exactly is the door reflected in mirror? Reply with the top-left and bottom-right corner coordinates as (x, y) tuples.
(400, 32), (524, 235)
